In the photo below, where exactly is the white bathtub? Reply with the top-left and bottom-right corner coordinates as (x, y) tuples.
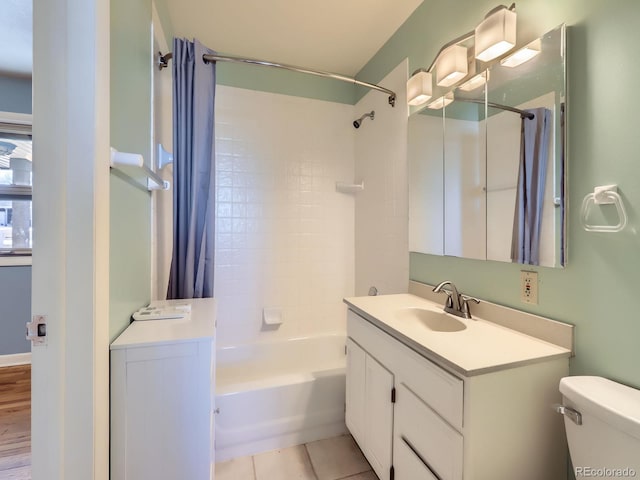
(214, 334), (347, 461)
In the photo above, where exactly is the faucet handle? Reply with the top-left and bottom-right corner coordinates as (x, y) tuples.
(461, 295), (480, 304)
(460, 295), (480, 319)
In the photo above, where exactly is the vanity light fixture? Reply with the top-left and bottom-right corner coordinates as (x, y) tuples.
(405, 3), (519, 106)
(500, 38), (542, 67)
(407, 69), (433, 106)
(436, 44), (469, 87)
(458, 71), (489, 91)
(475, 4), (517, 62)
(427, 92), (454, 110)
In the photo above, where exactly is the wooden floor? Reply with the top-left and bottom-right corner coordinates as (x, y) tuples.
(0, 365), (31, 480)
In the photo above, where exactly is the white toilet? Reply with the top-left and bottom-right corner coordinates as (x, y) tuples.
(559, 376), (640, 479)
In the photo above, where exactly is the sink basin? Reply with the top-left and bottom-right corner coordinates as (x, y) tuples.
(395, 307), (467, 332)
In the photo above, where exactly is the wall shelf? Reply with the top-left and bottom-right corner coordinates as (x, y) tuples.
(336, 181), (364, 194)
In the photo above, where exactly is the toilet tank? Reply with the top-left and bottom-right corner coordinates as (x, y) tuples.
(560, 376), (640, 479)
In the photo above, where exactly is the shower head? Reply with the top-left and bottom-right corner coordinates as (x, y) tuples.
(353, 110), (375, 129)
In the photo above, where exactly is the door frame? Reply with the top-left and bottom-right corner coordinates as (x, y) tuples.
(32, 0), (110, 478)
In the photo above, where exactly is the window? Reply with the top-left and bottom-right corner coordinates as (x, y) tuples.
(0, 114), (32, 257)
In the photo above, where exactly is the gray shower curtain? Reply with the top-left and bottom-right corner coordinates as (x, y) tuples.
(510, 107), (552, 265)
(167, 38), (216, 299)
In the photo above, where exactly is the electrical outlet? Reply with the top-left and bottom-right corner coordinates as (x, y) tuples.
(521, 271), (538, 304)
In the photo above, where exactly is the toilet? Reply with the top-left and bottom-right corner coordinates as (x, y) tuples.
(559, 376), (640, 479)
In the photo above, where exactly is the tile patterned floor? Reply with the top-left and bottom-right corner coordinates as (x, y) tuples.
(216, 434), (378, 480)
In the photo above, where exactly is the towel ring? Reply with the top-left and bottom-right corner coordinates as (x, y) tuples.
(580, 185), (627, 233)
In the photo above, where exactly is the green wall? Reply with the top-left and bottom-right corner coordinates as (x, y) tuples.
(216, 63), (356, 105)
(360, 0), (640, 388)
(109, 0), (153, 340)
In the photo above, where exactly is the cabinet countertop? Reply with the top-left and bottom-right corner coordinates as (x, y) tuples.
(344, 294), (570, 376)
(110, 298), (216, 350)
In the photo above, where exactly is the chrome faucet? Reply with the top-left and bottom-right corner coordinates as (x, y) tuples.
(432, 281), (480, 319)
(433, 280), (462, 312)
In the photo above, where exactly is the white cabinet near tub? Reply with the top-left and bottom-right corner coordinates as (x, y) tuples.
(110, 299), (216, 480)
(344, 293), (572, 480)
(345, 339), (366, 442)
(345, 339), (393, 480)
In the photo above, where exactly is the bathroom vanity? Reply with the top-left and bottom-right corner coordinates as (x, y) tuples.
(344, 290), (572, 480)
(110, 298), (216, 480)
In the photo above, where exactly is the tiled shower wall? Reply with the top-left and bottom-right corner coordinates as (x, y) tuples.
(214, 86), (356, 347)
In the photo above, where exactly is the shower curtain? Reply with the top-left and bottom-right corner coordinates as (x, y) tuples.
(167, 38), (216, 299)
(510, 107), (552, 265)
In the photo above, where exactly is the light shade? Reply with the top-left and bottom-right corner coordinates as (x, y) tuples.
(436, 45), (468, 87)
(475, 8), (517, 62)
(500, 39), (541, 67)
(427, 92), (454, 110)
(407, 70), (433, 106)
(458, 71), (488, 91)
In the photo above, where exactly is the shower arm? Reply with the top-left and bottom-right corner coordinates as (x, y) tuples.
(357, 111), (375, 122)
(158, 51), (397, 107)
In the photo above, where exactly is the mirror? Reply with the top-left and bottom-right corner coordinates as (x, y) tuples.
(408, 107), (444, 255)
(408, 23), (566, 267)
(443, 81), (487, 260)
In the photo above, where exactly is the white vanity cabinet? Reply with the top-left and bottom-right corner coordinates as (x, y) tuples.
(110, 299), (216, 480)
(346, 307), (569, 480)
(346, 338), (394, 480)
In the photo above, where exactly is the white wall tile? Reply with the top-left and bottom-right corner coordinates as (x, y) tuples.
(214, 86), (356, 347)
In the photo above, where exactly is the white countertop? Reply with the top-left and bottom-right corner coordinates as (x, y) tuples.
(344, 294), (571, 376)
(110, 298), (216, 350)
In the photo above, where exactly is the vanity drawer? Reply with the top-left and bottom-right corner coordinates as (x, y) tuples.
(394, 384), (463, 480)
(396, 344), (463, 430)
(393, 436), (439, 480)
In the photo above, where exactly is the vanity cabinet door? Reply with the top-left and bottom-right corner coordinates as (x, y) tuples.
(364, 354), (394, 480)
(345, 339), (366, 445)
(346, 338), (394, 480)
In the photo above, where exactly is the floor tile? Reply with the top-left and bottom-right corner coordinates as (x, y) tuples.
(341, 472), (378, 480)
(254, 445), (317, 480)
(306, 435), (371, 480)
(215, 455), (255, 480)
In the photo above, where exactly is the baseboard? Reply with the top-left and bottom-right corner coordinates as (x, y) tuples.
(0, 352), (32, 367)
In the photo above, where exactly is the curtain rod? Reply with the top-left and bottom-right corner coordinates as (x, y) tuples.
(158, 51), (396, 107)
(456, 97), (535, 119)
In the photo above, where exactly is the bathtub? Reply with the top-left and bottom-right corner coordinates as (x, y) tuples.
(214, 334), (348, 462)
